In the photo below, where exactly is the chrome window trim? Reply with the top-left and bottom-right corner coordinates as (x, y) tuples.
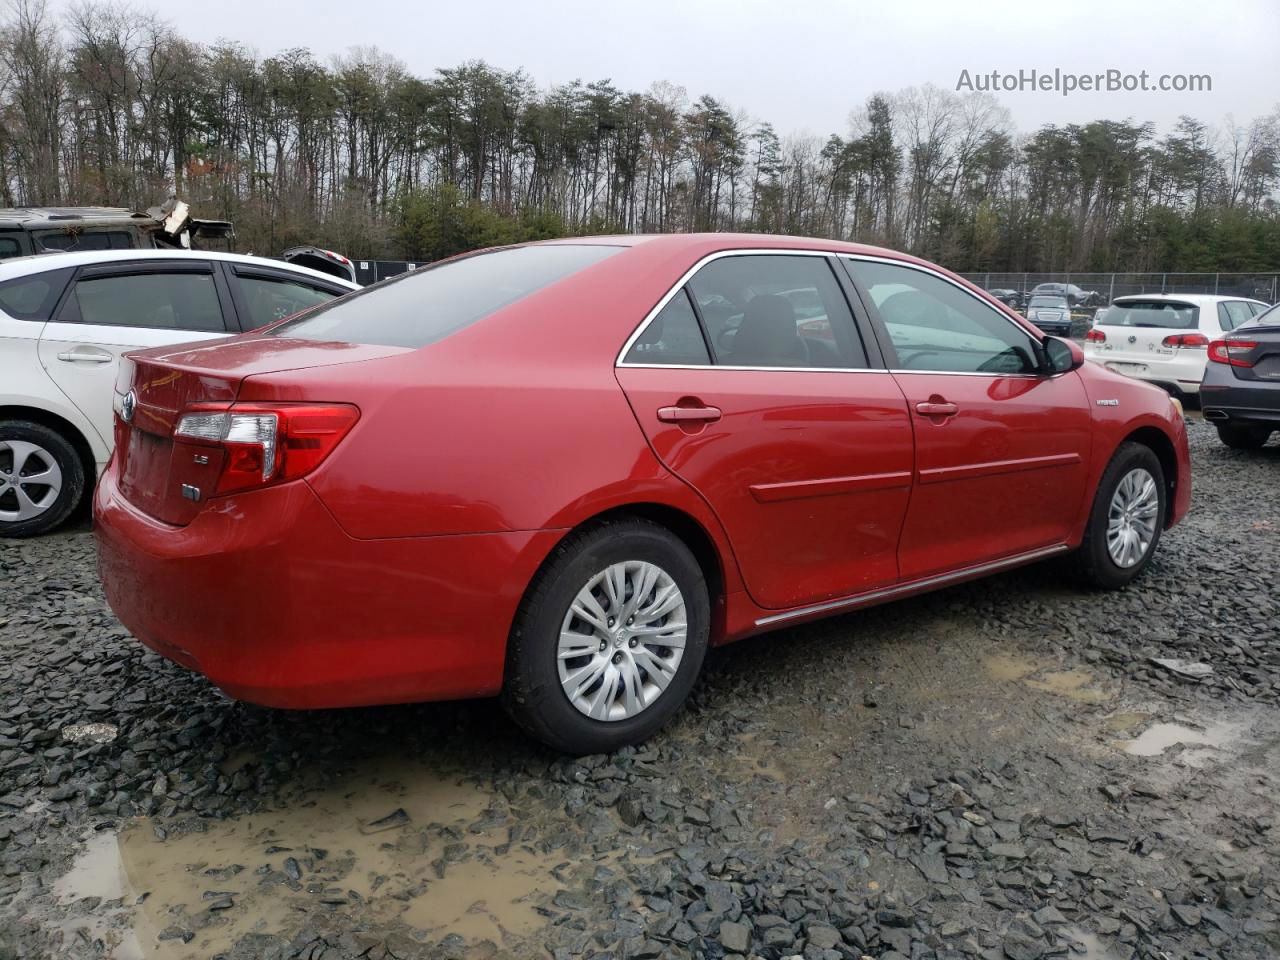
(620, 363), (890, 374)
(614, 247), (878, 372)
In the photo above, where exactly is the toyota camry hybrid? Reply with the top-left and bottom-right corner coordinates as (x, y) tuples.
(95, 234), (1191, 753)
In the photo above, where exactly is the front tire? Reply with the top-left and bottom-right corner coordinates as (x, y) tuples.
(1071, 442), (1166, 589)
(0, 421), (85, 538)
(1216, 422), (1271, 450)
(502, 518), (709, 754)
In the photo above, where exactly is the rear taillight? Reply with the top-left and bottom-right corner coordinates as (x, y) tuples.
(174, 403), (359, 494)
(1162, 333), (1209, 348)
(1207, 339), (1257, 367)
(1085, 329), (1106, 343)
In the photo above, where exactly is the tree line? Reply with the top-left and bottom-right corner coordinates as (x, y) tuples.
(1, 0), (1278, 272)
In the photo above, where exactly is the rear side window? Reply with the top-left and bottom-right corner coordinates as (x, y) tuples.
(272, 245), (622, 348)
(1218, 301), (1255, 330)
(0, 268), (74, 320)
(233, 275), (338, 329)
(34, 229), (135, 253)
(686, 255), (868, 368)
(1103, 301), (1197, 330)
(623, 289), (710, 365)
(0, 237), (20, 260)
(64, 272), (226, 332)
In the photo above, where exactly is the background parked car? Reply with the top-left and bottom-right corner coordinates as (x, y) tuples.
(1029, 282), (1103, 307)
(0, 250), (357, 536)
(1025, 294), (1074, 337)
(1083, 293), (1270, 399)
(1201, 304), (1280, 449)
(0, 200), (233, 260)
(984, 288), (1027, 310)
(282, 245), (359, 285)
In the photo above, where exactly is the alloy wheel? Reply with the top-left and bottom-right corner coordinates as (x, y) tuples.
(1106, 467), (1159, 568)
(0, 440), (63, 524)
(557, 560), (687, 722)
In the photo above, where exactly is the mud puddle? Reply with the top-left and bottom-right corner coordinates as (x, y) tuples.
(1117, 718), (1247, 763)
(984, 653), (1111, 703)
(52, 757), (564, 958)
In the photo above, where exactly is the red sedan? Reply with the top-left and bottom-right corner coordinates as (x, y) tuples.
(95, 235), (1191, 753)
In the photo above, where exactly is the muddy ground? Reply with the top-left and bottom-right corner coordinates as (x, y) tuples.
(1, 418), (1278, 960)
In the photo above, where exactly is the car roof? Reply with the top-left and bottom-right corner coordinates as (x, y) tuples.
(0, 206), (145, 224)
(1111, 293), (1267, 305)
(534, 231), (942, 266)
(0, 248), (360, 288)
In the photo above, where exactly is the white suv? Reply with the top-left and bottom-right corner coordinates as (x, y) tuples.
(1084, 293), (1271, 398)
(0, 250), (358, 536)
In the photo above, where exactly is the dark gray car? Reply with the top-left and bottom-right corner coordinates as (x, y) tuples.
(1202, 304), (1280, 449)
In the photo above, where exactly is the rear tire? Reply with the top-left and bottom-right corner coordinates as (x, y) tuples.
(502, 518), (709, 754)
(1216, 422), (1271, 450)
(1070, 442), (1166, 590)
(0, 421), (85, 538)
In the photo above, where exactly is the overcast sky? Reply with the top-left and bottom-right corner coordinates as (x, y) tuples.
(56, 0), (1279, 137)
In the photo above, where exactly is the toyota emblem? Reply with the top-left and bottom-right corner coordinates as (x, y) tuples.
(120, 390), (136, 423)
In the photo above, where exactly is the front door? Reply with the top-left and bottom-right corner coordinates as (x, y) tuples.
(843, 257), (1092, 581)
(616, 252), (913, 611)
(38, 261), (232, 450)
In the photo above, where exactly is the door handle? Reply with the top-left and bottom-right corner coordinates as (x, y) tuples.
(56, 348), (113, 364)
(657, 404), (722, 423)
(915, 400), (958, 417)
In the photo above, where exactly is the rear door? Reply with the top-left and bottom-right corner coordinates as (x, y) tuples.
(38, 260), (233, 449)
(615, 251), (914, 611)
(843, 257), (1091, 581)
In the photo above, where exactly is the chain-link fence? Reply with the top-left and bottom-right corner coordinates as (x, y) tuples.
(959, 272), (1280, 306)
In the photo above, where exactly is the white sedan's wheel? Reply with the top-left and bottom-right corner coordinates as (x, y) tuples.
(0, 422), (84, 538)
(0, 439), (64, 524)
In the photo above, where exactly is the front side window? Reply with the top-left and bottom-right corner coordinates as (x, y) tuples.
(273, 244), (622, 348)
(623, 289), (710, 365)
(66, 272), (225, 331)
(685, 255), (867, 368)
(233, 275), (338, 330)
(849, 260), (1040, 374)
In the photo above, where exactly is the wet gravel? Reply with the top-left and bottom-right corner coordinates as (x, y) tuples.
(1, 418), (1278, 960)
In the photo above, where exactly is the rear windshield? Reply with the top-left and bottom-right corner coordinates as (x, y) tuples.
(1102, 301), (1198, 330)
(271, 244), (622, 348)
(1240, 303), (1280, 329)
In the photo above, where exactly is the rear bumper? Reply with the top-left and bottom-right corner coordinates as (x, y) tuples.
(94, 465), (564, 708)
(1085, 348), (1206, 394)
(1200, 380), (1280, 425)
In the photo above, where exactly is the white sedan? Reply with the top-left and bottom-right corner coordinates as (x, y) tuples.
(1084, 293), (1271, 398)
(0, 250), (358, 536)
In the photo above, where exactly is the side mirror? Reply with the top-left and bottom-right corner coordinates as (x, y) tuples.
(1043, 336), (1084, 374)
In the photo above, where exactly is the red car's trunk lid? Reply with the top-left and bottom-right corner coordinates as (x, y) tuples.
(114, 337), (409, 525)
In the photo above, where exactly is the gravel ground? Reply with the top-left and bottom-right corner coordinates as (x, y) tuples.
(1, 418), (1278, 960)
